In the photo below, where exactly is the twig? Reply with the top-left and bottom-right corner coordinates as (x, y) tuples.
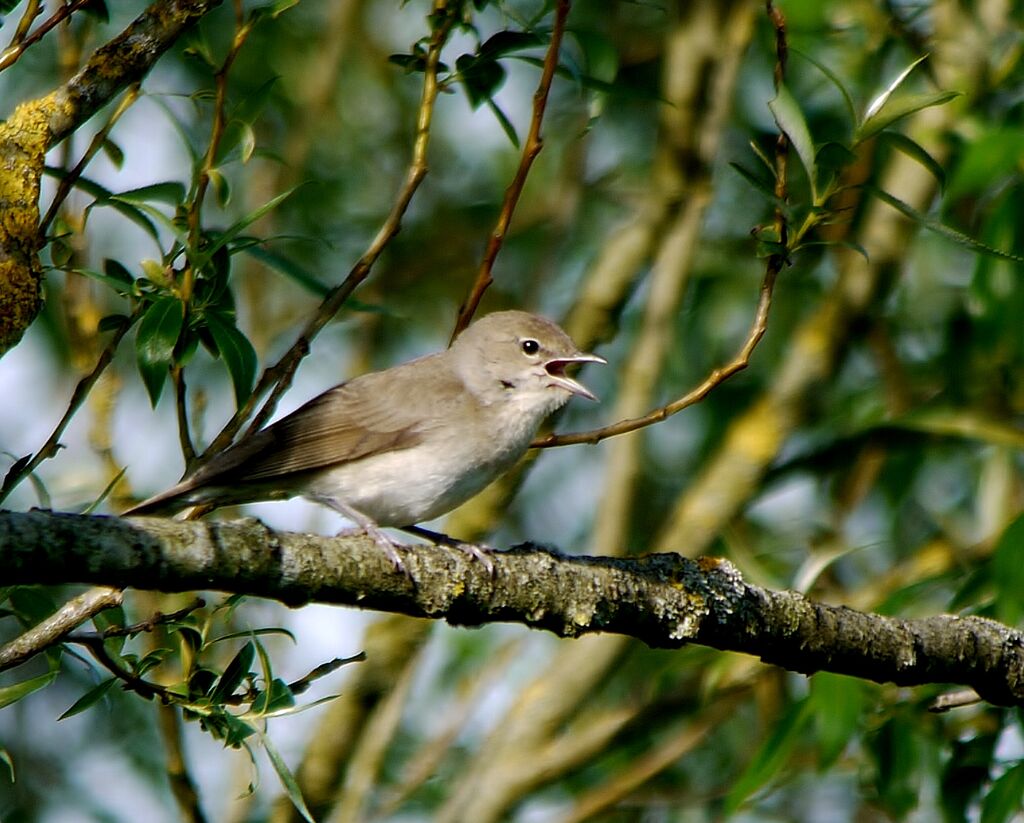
(183, 0), (253, 305)
(0, 0), (93, 73)
(0, 586), (123, 672)
(533, 2), (790, 450)
(450, 0), (572, 341)
(533, 265), (778, 448)
(288, 652), (366, 697)
(201, 1), (459, 456)
(94, 597), (206, 638)
(173, 366), (197, 468)
(8, 0), (43, 51)
(0, 311), (138, 504)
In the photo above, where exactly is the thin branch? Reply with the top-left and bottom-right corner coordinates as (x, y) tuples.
(173, 366), (198, 468)
(0, 586), (123, 672)
(95, 597), (206, 638)
(450, 0), (572, 342)
(201, 1), (459, 456)
(533, 264), (778, 447)
(0, 312), (138, 504)
(0, 0), (93, 73)
(8, 0), (43, 51)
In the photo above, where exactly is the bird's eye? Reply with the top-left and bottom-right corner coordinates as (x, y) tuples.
(521, 339), (540, 356)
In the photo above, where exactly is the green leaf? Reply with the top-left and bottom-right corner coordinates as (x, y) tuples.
(981, 762), (1024, 823)
(258, 730), (316, 823)
(810, 673), (865, 768)
(729, 161), (781, 203)
(209, 168), (231, 208)
(947, 127), (1024, 199)
(791, 47), (856, 130)
(44, 168), (160, 247)
(993, 513), (1024, 626)
(136, 296), (185, 406)
(101, 137), (124, 169)
(203, 312), (257, 408)
(768, 83), (817, 201)
(209, 627), (296, 645)
(195, 186), (300, 270)
(0, 670), (58, 710)
(456, 52), (507, 108)
(863, 54), (929, 121)
(484, 96), (519, 147)
(210, 641), (255, 704)
(869, 713), (920, 818)
(879, 132), (946, 190)
(724, 698), (812, 813)
(240, 245), (329, 297)
(871, 187), (1024, 263)
(70, 268), (135, 296)
(59, 678), (117, 720)
(0, 748), (13, 782)
(856, 91), (960, 143)
(111, 181), (187, 207)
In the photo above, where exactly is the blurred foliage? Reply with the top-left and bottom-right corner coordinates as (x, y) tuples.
(2, 0), (1024, 821)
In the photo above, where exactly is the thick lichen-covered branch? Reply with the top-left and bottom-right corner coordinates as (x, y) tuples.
(0, 0), (221, 355)
(2, 509), (1023, 707)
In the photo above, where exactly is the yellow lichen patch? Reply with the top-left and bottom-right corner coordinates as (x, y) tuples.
(0, 92), (57, 355)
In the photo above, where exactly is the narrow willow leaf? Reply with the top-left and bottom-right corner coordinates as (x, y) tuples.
(81, 467), (127, 515)
(258, 730), (316, 823)
(872, 187), (1024, 263)
(135, 296), (185, 406)
(240, 245), (329, 297)
(880, 132), (946, 190)
(724, 699), (812, 813)
(209, 627), (297, 645)
(981, 762), (1024, 823)
(0, 671), (58, 710)
(210, 641), (255, 704)
(485, 96), (520, 147)
(196, 186), (300, 268)
(864, 54), (929, 119)
(791, 47), (857, 130)
(46, 169), (161, 246)
(204, 312), (257, 408)
(59, 678), (117, 720)
(729, 161), (780, 202)
(111, 181), (187, 207)
(857, 91), (960, 143)
(767, 83), (817, 201)
(0, 748), (13, 782)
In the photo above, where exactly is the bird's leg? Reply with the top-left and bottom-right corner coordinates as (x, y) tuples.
(402, 525), (495, 577)
(312, 496), (409, 578)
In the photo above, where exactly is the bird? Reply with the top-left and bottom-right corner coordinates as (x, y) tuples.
(123, 311), (605, 572)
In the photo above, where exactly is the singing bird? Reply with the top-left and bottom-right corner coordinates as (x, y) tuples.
(124, 311), (605, 571)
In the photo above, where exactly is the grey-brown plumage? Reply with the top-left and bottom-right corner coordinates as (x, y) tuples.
(124, 312), (604, 538)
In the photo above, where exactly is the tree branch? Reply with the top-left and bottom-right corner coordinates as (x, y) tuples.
(3, 509), (1024, 707)
(0, 0), (221, 355)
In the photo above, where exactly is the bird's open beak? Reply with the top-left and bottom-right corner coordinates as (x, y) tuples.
(545, 352), (606, 401)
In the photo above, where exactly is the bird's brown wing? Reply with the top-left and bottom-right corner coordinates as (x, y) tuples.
(237, 379), (424, 481)
(125, 358), (451, 514)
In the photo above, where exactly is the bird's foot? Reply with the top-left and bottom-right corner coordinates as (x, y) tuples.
(402, 525), (496, 577)
(336, 525), (410, 578)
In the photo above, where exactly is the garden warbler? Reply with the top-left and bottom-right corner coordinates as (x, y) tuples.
(124, 311), (605, 571)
